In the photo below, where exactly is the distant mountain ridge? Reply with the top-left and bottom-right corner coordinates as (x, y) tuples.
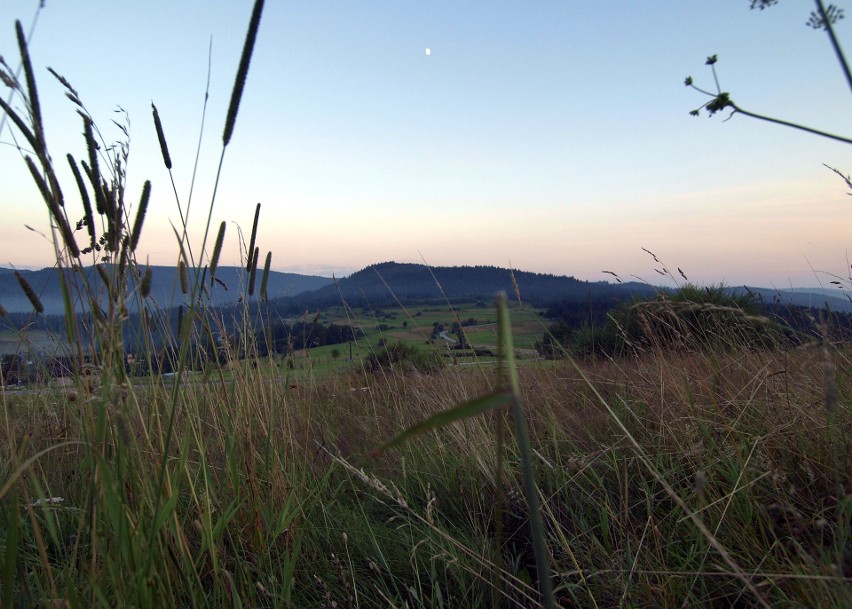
(730, 286), (852, 314)
(261, 262), (852, 316)
(4, 262), (850, 317)
(262, 261), (659, 314)
(0, 266), (333, 315)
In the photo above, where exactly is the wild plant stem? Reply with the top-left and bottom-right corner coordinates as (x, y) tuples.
(158, 145), (226, 512)
(731, 103), (852, 144)
(815, 0), (852, 99)
(0, 4), (43, 141)
(180, 36), (214, 268)
(493, 402), (505, 609)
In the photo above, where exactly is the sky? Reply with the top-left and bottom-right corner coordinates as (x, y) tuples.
(1, 0), (851, 289)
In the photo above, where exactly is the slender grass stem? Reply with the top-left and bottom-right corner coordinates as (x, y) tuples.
(497, 293), (555, 609)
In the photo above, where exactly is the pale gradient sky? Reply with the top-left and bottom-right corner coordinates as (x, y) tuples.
(1, 0), (851, 289)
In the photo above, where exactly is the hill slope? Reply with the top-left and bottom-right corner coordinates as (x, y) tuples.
(264, 261), (658, 314)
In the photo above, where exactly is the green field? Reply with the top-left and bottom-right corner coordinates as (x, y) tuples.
(0, 329), (70, 356)
(250, 302), (549, 381)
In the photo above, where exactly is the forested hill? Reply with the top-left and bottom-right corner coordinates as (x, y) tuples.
(264, 261), (658, 313)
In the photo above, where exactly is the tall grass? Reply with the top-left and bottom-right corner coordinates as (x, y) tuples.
(2, 301), (851, 607)
(0, 2), (299, 607)
(1, 3), (850, 608)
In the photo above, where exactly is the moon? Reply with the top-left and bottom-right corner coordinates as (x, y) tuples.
(425, 48), (431, 56)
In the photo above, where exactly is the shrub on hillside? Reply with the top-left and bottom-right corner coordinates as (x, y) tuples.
(613, 284), (785, 352)
(536, 321), (622, 358)
(539, 284), (788, 357)
(365, 341), (444, 374)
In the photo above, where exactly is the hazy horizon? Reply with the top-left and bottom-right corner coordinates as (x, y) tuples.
(4, 259), (850, 296)
(2, 1), (851, 290)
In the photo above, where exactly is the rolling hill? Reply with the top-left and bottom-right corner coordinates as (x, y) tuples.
(262, 261), (659, 315)
(4, 261), (849, 320)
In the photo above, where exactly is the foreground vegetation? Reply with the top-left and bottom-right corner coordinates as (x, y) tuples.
(2, 1), (850, 606)
(2, 325), (850, 607)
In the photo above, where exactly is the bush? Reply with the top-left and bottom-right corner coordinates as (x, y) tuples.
(365, 341), (444, 374)
(611, 284), (782, 353)
(538, 284), (785, 358)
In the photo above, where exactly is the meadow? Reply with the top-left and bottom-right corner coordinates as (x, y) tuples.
(2, 312), (849, 608)
(1, 2), (851, 607)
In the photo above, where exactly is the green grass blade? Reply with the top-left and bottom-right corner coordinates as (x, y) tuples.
(496, 292), (555, 609)
(371, 389), (512, 456)
(1, 494), (19, 609)
(0, 441), (86, 502)
(151, 493), (179, 535)
(212, 499), (244, 542)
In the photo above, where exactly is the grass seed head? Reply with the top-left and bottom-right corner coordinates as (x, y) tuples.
(140, 266), (152, 298)
(130, 180), (151, 252)
(246, 202), (261, 273)
(260, 251), (272, 301)
(81, 115), (106, 216)
(90, 297), (105, 326)
(0, 95), (38, 152)
(24, 155), (53, 203)
(177, 305), (185, 340)
(95, 264), (111, 293)
(24, 156), (78, 257)
(248, 246), (259, 297)
(179, 260), (188, 295)
(15, 271), (44, 314)
(47, 66), (82, 107)
(0, 58), (18, 89)
(210, 221), (226, 285)
(67, 154), (96, 249)
(16, 20), (44, 149)
(151, 103), (172, 169)
(223, 0), (265, 146)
